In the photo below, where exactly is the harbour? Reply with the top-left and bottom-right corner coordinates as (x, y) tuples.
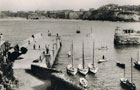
(0, 19), (140, 90)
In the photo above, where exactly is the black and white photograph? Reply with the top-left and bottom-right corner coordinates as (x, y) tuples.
(0, 0), (140, 90)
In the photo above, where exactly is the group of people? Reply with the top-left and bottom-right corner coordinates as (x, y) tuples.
(31, 32), (60, 62)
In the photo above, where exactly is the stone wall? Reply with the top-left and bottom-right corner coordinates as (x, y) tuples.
(114, 35), (140, 45)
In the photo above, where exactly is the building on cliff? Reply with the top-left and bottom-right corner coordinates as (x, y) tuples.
(114, 27), (140, 45)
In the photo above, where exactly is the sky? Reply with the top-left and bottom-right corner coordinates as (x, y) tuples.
(0, 0), (140, 11)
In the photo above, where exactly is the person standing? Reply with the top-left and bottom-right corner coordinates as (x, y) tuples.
(33, 44), (36, 50)
(38, 45), (41, 50)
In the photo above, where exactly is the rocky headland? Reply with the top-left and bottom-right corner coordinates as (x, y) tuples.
(0, 4), (140, 22)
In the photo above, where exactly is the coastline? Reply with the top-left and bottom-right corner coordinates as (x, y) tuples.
(0, 17), (139, 22)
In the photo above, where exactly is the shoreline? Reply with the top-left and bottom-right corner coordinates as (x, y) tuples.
(0, 17), (139, 23)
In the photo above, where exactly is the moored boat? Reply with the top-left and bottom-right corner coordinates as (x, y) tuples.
(88, 39), (98, 74)
(76, 30), (80, 34)
(79, 78), (88, 88)
(134, 51), (140, 70)
(66, 64), (77, 76)
(98, 55), (107, 63)
(116, 61), (125, 68)
(66, 41), (77, 76)
(120, 58), (136, 90)
(78, 40), (88, 76)
(120, 78), (136, 90)
(78, 64), (89, 76)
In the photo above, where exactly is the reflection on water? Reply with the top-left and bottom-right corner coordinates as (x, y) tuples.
(0, 19), (140, 90)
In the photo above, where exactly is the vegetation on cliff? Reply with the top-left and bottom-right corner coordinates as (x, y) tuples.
(0, 41), (19, 90)
(0, 4), (140, 21)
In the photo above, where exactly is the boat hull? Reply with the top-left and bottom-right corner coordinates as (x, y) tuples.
(79, 78), (88, 88)
(66, 64), (77, 76)
(134, 61), (140, 70)
(98, 59), (107, 63)
(120, 78), (136, 90)
(116, 62), (125, 68)
(76, 30), (80, 34)
(78, 64), (88, 76)
(88, 63), (98, 74)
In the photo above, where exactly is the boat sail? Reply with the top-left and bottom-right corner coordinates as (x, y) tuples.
(66, 41), (77, 76)
(78, 40), (89, 76)
(120, 58), (136, 90)
(134, 51), (140, 69)
(88, 39), (98, 74)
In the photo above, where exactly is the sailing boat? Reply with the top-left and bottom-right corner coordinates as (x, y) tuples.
(134, 51), (140, 69)
(88, 39), (98, 74)
(66, 41), (77, 76)
(78, 40), (89, 76)
(120, 58), (136, 90)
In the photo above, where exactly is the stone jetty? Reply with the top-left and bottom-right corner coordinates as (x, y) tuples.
(12, 32), (85, 90)
(13, 32), (61, 69)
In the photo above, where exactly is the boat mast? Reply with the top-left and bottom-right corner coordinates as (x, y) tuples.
(124, 65), (125, 78)
(131, 58), (133, 83)
(93, 39), (94, 66)
(82, 40), (85, 69)
(138, 51), (139, 61)
(72, 41), (73, 67)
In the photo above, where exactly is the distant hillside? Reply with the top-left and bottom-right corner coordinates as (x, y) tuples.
(1, 4), (140, 21)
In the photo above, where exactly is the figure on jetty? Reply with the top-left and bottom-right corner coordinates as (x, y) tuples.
(33, 44), (36, 50)
(32, 34), (35, 41)
(68, 51), (71, 57)
(0, 33), (3, 41)
(45, 44), (50, 55)
(38, 45), (41, 50)
(56, 33), (60, 40)
(48, 30), (51, 36)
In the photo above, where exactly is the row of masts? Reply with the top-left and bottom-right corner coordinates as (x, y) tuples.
(67, 38), (97, 76)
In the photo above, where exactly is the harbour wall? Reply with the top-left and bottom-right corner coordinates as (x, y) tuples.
(114, 35), (140, 45)
(30, 65), (84, 90)
(47, 38), (62, 68)
(51, 73), (84, 90)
